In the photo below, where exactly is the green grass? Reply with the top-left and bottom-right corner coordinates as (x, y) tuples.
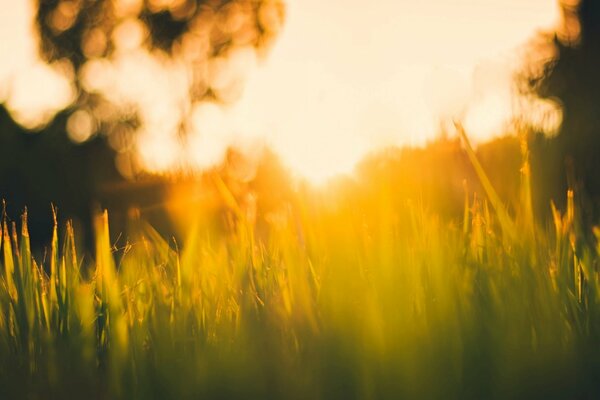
(1, 138), (600, 399)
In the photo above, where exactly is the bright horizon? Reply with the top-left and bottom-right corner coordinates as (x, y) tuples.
(0, 0), (563, 182)
(230, 0), (562, 181)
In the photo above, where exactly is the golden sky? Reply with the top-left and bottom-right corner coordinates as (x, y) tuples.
(0, 0), (563, 182)
(233, 0), (562, 181)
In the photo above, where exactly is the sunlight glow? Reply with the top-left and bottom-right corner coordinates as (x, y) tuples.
(231, 0), (562, 181)
(0, 0), (75, 129)
(66, 109), (95, 143)
(0, 0), (563, 182)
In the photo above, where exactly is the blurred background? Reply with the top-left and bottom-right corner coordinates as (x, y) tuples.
(0, 0), (598, 250)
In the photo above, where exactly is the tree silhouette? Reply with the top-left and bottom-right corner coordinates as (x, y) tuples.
(36, 0), (284, 86)
(529, 0), (600, 217)
(0, 0), (285, 250)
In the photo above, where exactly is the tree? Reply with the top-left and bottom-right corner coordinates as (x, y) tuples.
(0, 0), (285, 250)
(529, 0), (600, 217)
(34, 0), (285, 159)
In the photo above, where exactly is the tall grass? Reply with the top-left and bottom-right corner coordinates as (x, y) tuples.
(1, 135), (600, 399)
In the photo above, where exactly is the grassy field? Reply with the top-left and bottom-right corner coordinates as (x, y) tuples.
(1, 133), (600, 399)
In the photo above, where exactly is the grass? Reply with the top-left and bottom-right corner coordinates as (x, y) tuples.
(1, 134), (600, 399)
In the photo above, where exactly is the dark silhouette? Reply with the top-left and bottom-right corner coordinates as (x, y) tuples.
(36, 0), (285, 93)
(0, 0), (285, 251)
(528, 0), (600, 219)
(0, 105), (122, 250)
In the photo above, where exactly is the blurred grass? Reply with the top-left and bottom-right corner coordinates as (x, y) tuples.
(1, 134), (600, 399)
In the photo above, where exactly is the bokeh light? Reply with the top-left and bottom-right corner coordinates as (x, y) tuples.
(0, 0), (565, 182)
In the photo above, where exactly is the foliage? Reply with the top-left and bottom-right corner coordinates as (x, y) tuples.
(1, 1), (287, 248)
(528, 0), (600, 215)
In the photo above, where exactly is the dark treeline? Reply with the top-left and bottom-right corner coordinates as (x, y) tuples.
(0, 106), (123, 251)
(529, 0), (600, 221)
(1, 0), (600, 252)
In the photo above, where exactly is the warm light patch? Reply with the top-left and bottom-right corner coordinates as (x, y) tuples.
(67, 109), (96, 143)
(213, 0), (562, 181)
(0, 0), (75, 129)
(187, 103), (230, 168)
(6, 62), (75, 130)
(0, 0), (564, 182)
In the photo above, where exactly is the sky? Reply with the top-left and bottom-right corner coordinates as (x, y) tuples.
(0, 0), (563, 182)
(231, 0), (562, 180)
